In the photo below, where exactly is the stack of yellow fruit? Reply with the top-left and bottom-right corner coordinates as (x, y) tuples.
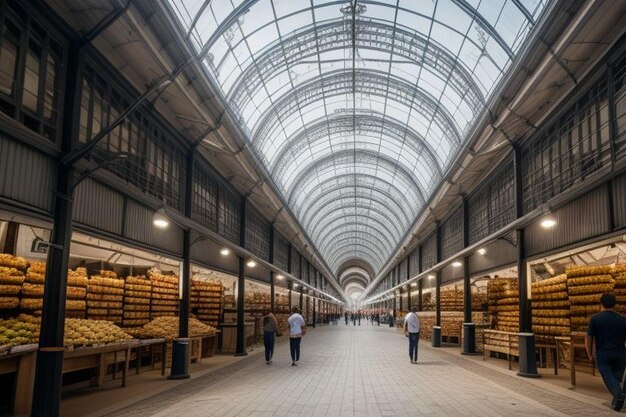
(0, 314), (39, 349)
(123, 275), (152, 326)
(0, 266), (24, 309)
(64, 318), (132, 347)
(140, 316), (216, 339)
(87, 271), (124, 324)
(20, 262), (46, 312)
(149, 270), (179, 318)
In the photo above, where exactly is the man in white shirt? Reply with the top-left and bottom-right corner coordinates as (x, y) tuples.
(288, 307), (306, 366)
(404, 305), (421, 364)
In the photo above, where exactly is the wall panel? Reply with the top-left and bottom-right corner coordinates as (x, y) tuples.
(524, 185), (610, 257)
(0, 135), (55, 213)
(613, 172), (626, 229)
(124, 200), (184, 256)
(73, 179), (124, 235)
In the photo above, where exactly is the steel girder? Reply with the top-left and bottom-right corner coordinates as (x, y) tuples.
(297, 182), (412, 228)
(269, 111), (444, 180)
(227, 20), (484, 112)
(342, 274), (369, 288)
(339, 267), (371, 282)
(286, 150), (425, 206)
(315, 224), (392, 260)
(312, 213), (397, 250)
(252, 69), (460, 159)
(306, 202), (403, 244)
(320, 235), (388, 268)
(327, 244), (387, 272)
(291, 173), (416, 226)
(336, 259), (376, 279)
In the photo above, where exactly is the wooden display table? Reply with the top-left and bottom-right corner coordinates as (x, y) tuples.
(63, 342), (133, 387)
(483, 330), (519, 370)
(128, 338), (167, 376)
(555, 332), (596, 388)
(0, 344), (37, 416)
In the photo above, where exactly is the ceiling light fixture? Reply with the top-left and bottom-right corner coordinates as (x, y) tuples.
(276, 274), (285, 280)
(220, 248), (230, 256)
(246, 260), (257, 268)
(452, 261), (462, 267)
(477, 248), (487, 255)
(541, 217), (557, 229)
(152, 208), (169, 229)
(428, 275), (435, 280)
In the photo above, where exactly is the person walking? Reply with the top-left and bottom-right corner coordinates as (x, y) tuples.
(288, 307), (306, 366)
(262, 310), (279, 365)
(586, 293), (626, 411)
(404, 305), (420, 364)
(344, 312), (349, 325)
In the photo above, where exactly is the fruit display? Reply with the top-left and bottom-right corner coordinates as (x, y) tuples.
(275, 313), (289, 335)
(87, 271), (124, 324)
(149, 270), (179, 318)
(0, 314), (39, 349)
(0, 267), (24, 309)
(128, 316), (216, 340)
(614, 265), (626, 315)
(191, 279), (223, 326)
(487, 278), (519, 332)
(566, 265), (615, 332)
(531, 274), (570, 341)
(440, 286), (463, 311)
(64, 318), (132, 346)
(123, 275), (152, 327)
(0, 254), (28, 270)
(244, 291), (272, 312)
(417, 311), (488, 341)
(0, 314), (132, 351)
(275, 293), (290, 314)
(66, 268), (88, 318)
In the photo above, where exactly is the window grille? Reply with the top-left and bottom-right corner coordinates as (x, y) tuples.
(218, 187), (240, 244)
(273, 232), (289, 271)
(81, 63), (185, 210)
(441, 207), (463, 260)
(615, 51), (626, 161)
(421, 233), (437, 271)
(192, 163), (218, 232)
(0, 1), (64, 141)
(521, 75), (612, 213)
(245, 205), (270, 261)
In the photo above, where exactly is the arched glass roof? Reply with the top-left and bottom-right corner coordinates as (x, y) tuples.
(165, 0), (548, 282)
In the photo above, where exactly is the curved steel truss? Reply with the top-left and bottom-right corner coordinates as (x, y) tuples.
(165, 0), (548, 290)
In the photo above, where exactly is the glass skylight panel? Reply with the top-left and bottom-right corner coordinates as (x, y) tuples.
(164, 0), (549, 278)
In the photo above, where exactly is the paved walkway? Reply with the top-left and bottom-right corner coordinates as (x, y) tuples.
(106, 324), (619, 417)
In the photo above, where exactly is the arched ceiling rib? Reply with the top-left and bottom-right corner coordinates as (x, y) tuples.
(165, 0), (548, 294)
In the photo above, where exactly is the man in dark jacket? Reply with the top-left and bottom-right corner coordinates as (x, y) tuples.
(586, 293), (626, 411)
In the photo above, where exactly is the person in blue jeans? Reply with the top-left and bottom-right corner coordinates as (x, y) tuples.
(262, 310), (279, 365)
(586, 293), (626, 411)
(288, 307), (306, 366)
(404, 305), (420, 364)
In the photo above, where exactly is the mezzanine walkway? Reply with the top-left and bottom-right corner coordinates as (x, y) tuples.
(90, 324), (619, 417)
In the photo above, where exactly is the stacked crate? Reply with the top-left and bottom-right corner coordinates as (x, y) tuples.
(191, 280), (223, 326)
(87, 271), (124, 324)
(20, 262), (45, 313)
(123, 275), (152, 327)
(149, 271), (179, 318)
(531, 274), (570, 342)
(65, 268), (88, 318)
(566, 265), (614, 332)
(487, 278), (519, 332)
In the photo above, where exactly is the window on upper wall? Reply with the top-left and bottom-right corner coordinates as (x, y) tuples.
(0, 2), (64, 142)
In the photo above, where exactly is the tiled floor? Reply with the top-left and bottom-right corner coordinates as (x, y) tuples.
(104, 324), (619, 417)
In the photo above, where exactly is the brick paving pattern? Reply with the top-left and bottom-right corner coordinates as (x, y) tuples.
(107, 324), (618, 417)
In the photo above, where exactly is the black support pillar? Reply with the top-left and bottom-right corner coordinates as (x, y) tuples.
(517, 228), (539, 377)
(169, 150), (194, 380)
(32, 40), (81, 417)
(418, 280), (423, 311)
(235, 197), (247, 356)
(269, 227), (275, 312)
(312, 297), (316, 328)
